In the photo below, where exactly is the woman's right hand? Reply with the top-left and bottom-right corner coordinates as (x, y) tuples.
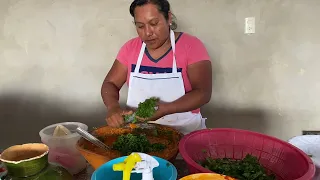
(106, 106), (133, 127)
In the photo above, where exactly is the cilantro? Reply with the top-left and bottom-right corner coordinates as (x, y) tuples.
(122, 97), (159, 124)
(201, 149), (207, 153)
(200, 154), (276, 180)
(123, 114), (138, 123)
(112, 133), (166, 156)
(135, 97), (159, 118)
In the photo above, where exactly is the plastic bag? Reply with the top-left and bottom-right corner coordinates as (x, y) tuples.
(289, 135), (320, 180)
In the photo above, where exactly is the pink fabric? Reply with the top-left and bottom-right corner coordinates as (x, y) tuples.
(116, 32), (210, 113)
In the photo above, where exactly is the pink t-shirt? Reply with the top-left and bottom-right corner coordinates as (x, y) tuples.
(116, 32), (210, 113)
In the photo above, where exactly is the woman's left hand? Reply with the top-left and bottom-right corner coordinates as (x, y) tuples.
(136, 102), (170, 122)
(149, 102), (169, 121)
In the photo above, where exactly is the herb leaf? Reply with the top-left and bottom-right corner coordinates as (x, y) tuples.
(112, 133), (166, 156)
(135, 97), (159, 118)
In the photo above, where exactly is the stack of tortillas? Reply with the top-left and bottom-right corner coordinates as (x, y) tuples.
(53, 125), (72, 137)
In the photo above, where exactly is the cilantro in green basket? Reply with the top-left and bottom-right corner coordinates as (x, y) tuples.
(200, 154), (276, 180)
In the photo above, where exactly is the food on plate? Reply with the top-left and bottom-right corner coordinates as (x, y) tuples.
(200, 154), (276, 180)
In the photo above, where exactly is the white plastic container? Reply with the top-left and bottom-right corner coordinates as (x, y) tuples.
(39, 122), (88, 175)
(288, 135), (320, 180)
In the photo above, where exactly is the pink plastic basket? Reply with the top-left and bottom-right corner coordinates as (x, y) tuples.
(179, 128), (315, 180)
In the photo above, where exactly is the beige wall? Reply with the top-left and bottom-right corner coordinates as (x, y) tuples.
(1, 0), (320, 148)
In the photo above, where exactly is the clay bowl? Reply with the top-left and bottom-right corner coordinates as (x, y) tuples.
(76, 124), (183, 170)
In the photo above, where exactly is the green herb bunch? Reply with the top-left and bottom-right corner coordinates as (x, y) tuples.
(135, 97), (159, 118)
(123, 114), (138, 123)
(112, 133), (166, 156)
(201, 154), (276, 180)
(123, 97), (159, 124)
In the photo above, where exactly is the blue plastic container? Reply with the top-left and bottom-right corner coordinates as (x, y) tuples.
(91, 156), (177, 180)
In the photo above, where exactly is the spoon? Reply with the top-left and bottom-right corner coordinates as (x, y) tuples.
(75, 127), (111, 151)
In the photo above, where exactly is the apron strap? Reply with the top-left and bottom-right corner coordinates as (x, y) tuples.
(134, 43), (146, 73)
(170, 30), (178, 74)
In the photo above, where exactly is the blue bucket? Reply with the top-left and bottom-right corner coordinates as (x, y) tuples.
(91, 156), (177, 180)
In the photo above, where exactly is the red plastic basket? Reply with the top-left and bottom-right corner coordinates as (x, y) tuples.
(179, 128), (315, 180)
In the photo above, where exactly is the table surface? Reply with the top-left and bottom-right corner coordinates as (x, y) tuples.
(74, 159), (189, 180)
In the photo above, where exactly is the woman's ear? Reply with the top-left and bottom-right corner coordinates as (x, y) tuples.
(168, 11), (173, 25)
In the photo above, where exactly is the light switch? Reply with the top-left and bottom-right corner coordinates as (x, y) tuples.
(245, 17), (255, 34)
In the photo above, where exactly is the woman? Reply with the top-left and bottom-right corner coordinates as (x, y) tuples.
(101, 0), (212, 135)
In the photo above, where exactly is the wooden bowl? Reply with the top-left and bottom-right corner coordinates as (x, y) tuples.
(76, 124), (183, 170)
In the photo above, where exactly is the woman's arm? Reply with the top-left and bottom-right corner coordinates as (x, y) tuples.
(101, 60), (128, 110)
(149, 60), (212, 120)
(164, 60), (212, 114)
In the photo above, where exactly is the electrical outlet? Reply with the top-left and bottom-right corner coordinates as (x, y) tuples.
(245, 17), (255, 34)
(302, 130), (320, 135)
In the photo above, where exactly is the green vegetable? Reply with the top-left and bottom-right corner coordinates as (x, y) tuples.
(131, 127), (175, 143)
(123, 97), (159, 124)
(112, 133), (166, 156)
(123, 114), (138, 123)
(123, 115), (130, 122)
(200, 154), (276, 180)
(135, 97), (159, 118)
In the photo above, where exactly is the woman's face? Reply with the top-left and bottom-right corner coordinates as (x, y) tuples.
(133, 3), (171, 50)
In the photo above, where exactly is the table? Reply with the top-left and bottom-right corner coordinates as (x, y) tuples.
(74, 159), (189, 179)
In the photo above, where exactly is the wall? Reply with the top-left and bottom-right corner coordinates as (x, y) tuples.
(1, 0), (320, 149)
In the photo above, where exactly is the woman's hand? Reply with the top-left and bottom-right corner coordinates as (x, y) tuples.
(138, 102), (171, 122)
(106, 106), (133, 127)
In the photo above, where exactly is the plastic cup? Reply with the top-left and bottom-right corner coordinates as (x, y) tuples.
(39, 122), (88, 175)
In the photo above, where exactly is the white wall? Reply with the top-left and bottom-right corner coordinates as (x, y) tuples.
(1, 0), (320, 148)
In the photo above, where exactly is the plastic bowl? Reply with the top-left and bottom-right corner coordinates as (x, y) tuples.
(179, 128), (315, 180)
(91, 156), (177, 180)
(180, 173), (236, 180)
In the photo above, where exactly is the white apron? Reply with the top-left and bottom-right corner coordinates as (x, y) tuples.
(126, 30), (206, 135)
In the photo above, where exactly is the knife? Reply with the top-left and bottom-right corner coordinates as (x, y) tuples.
(124, 106), (158, 124)
(125, 112), (137, 123)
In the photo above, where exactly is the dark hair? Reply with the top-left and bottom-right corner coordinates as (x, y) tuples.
(129, 0), (177, 30)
